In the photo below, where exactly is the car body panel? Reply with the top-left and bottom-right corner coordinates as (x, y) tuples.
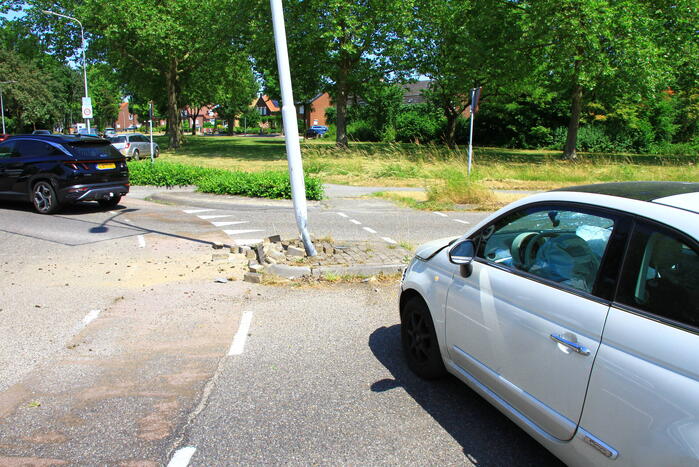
(445, 259), (608, 440)
(400, 184), (699, 466)
(578, 307), (699, 466)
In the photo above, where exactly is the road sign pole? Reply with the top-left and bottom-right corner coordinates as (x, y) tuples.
(270, 0), (317, 256)
(149, 101), (154, 164)
(467, 88), (475, 176)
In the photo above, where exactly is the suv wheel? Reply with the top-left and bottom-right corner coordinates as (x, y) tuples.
(32, 181), (60, 214)
(98, 196), (121, 210)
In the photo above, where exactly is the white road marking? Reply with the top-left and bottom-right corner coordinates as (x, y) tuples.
(381, 237), (397, 244)
(229, 311), (253, 356)
(211, 221), (249, 227)
(363, 227), (377, 234)
(82, 309), (101, 327)
(198, 214), (234, 220)
(224, 229), (264, 236)
(434, 212), (449, 217)
(167, 446), (197, 467)
(336, 212), (348, 218)
(123, 218), (133, 223)
(235, 239), (263, 246)
(349, 219), (362, 225)
(137, 235), (146, 248)
(453, 219), (470, 224)
(183, 208), (214, 214)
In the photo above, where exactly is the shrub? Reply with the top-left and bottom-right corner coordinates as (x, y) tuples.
(127, 161), (323, 200)
(347, 120), (376, 141)
(395, 111), (441, 143)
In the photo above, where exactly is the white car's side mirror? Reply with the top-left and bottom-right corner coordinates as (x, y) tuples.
(449, 240), (475, 265)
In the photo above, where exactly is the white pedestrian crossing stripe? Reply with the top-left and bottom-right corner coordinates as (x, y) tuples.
(211, 221), (249, 227)
(224, 229), (264, 236)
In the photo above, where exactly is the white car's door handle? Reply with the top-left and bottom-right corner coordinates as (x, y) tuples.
(550, 334), (590, 356)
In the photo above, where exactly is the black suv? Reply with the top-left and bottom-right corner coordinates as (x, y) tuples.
(0, 134), (129, 214)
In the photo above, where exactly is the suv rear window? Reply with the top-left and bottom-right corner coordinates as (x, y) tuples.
(64, 142), (122, 159)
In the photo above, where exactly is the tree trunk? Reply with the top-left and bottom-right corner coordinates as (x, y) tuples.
(165, 61), (181, 149)
(191, 113), (197, 136)
(564, 60), (583, 160)
(335, 64), (349, 149)
(444, 109), (458, 149)
(227, 118), (234, 135)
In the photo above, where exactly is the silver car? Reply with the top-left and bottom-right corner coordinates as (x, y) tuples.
(109, 133), (159, 160)
(400, 182), (699, 466)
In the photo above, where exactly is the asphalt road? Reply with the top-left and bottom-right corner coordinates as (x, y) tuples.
(0, 189), (561, 466)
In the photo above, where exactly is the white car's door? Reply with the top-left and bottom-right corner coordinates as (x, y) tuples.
(573, 220), (699, 465)
(444, 204), (623, 441)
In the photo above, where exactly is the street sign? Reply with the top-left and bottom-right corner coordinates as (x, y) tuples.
(82, 97), (93, 119)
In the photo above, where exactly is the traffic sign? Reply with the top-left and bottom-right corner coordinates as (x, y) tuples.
(82, 97), (93, 119)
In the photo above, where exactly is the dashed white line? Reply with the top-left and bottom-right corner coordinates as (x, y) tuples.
(336, 212), (349, 218)
(381, 237), (398, 244)
(198, 214), (234, 220)
(183, 208), (214, 214)
(224, 229), (263, 236)
(349, 219), (362, 225)
(229, 311), (253, 356)
(167, 446), (197, 467)
(434, 212), (449, 217)
(363, 227), (377, 234)
(137, 235), (146, 248)
(82, 309), (101, 327)
(211, 221), (249, 227)
(453, 219), (470, 224)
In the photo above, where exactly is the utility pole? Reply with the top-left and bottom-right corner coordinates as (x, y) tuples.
(43, 10), (91, 132)
(0, 81), (17, 134)
(270, 0), (317, 256)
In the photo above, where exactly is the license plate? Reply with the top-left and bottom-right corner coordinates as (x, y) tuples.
(97, 162), (116, 170)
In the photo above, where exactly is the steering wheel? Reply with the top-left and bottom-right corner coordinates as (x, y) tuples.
(510, 232), (538, 270)
(523, 232), (559, 270)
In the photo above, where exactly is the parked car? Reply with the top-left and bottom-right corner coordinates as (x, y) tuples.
(108, 133), (159, 160)
(126, 125), (139, 131)
(32, 129), (51, 135)
(77, 128), (99, 137)
(305, 125), (328, 138)
(103, 128), (117, 138)
(0, 134), (129, 213)
(400, 181), (699, 467)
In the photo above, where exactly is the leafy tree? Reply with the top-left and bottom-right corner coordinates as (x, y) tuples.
(87, 63), (121, 131)
(412, 0), (528, 148)
(28, 0), (245, 148)
(248, 0), (414, 148)
(215, 57), (259, 135)
(522, 0), (697, 158)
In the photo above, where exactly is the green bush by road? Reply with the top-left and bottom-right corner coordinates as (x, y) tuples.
(127, 160), (324, 200)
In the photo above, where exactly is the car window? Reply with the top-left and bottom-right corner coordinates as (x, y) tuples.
(0, 141), (15, 158)
(476, 206), (615, 293)
(617, 223), (699, 329)
(14, 140), (64, 158)
(110, 136), (127, 144)
(64, 142), (122, 158)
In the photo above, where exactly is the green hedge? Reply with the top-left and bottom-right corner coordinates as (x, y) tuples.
(127, 161), (324, 200)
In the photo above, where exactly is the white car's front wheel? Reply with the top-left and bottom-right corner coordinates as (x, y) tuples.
(400, 296), (446, 379)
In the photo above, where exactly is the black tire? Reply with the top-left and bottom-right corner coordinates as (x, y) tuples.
(32, 181), (60, 214)
(400, 296), (446, 379)
(98, 196), (121, 210)
(132, 149), (140, 161)
(154, 147), (160, 158)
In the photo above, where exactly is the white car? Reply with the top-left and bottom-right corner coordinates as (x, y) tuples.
(109, 133), (159, 160)
(400, 182), (699, 466)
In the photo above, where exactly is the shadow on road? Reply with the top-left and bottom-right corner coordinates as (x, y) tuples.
(368, 325), (564, 467)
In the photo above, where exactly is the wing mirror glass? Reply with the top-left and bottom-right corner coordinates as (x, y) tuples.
(448, 240), (475, 265)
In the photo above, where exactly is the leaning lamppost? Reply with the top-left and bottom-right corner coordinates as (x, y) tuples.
(270, 0), (317, 256)
(0, 81), (17, 134)
(43, 10), (91, 133)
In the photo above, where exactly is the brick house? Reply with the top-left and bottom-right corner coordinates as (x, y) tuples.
(184, 104), (220, 133)
(114, 103), (140, 130)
